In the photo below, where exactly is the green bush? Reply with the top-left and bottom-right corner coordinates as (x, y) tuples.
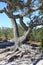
(40, 39), (43, 49)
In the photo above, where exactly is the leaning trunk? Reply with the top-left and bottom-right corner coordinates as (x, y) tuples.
(11, 18), (19, 51)
(11, 18), (33, 51)
(19, 27), (32, 43)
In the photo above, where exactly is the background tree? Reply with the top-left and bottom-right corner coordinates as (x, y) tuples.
(0, 0), (43, 52)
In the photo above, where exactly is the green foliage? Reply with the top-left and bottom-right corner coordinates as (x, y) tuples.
(0, 27), (14, 40)
(28, 27), (43, 42)
(39, 38), (43, 49)
(0, 26), (43, 41)
(0, 28), (2, 37)
(41, 39), (43, 49)
(0, 25), (25, 40)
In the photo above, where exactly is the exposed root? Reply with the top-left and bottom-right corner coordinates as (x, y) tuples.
(0, 44), (42, 65)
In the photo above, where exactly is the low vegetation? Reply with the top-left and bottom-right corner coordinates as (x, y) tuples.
(0, 26), (43, 42)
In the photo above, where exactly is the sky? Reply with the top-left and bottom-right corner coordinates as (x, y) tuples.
(0, 2), (12, 28)
(0, 2), (30, 28)
(0, 1), (40, 28)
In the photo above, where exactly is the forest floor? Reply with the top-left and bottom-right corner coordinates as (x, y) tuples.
(0, 41), (43, 65)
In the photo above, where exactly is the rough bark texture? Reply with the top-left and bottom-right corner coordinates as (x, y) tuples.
(11, 18), (19, 51)
(20, 17), (28, 31)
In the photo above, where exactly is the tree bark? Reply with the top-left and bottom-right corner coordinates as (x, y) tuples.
(11, 18), (19, 51)
(20, 17), (28, 31)
(11, 17), (43, 52)
(11, 18), (32, 51)
(19, 27), (32, 43)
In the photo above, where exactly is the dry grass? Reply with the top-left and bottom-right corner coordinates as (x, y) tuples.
(28, 41), (41, 46)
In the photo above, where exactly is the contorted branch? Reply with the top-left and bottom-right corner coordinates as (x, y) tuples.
(0, 0), (43, 19)
(0, 7), (43, 19)
(0, 0), (43, 16)
(0, 8), (20, 19)
(0, 8), (12, 18)
(13, 5), (43, 18)
(0, 0), (32, 8)
(0, 8), (16, 18)
(0, 8), (5, 13)
(0, 0), (6, 2)
(0, 0), (13, 7)
(20, 17), (28, 31)
(19, 19), (43, 43)
(24, 0), (32, 7)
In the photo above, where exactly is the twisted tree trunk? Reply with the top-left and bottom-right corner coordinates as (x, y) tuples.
(11, 18), (19, 51)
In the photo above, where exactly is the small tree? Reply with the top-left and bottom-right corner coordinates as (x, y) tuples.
(0, 0), (43, 52)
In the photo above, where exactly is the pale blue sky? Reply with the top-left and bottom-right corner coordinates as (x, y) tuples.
(0, 2), (13, 28)
(0, 2), (11, 28)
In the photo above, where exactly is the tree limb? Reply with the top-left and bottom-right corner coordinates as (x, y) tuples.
(19, 19), (43, 43)
(33, 20), (43, 27)
(20, 17), (28, 31)
(13, 5), (43, 18)
(0, 0), (43, 19)
(0, 8), (5, 13)
(0, 8), (12, 18)
(0, 0), (13, 7)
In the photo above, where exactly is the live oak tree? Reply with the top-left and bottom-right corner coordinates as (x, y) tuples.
(0, 0), (43, 52)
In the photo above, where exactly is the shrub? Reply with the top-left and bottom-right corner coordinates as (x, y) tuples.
(40, 39), (43, 49)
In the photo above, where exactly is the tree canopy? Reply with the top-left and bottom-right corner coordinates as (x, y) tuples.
(0, 0), (43, 18)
